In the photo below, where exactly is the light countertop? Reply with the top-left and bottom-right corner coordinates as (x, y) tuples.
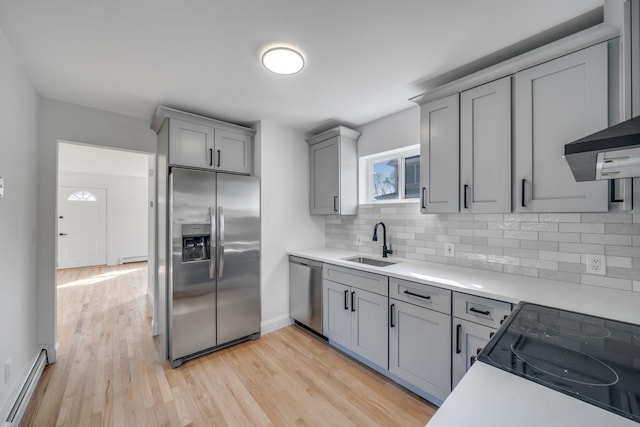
(426, 362), (637, 427)
(288, 247), (640, 326)
(289, 247), (640, 426)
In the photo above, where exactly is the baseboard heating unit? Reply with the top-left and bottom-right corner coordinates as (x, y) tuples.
(4, 349), (47, 427)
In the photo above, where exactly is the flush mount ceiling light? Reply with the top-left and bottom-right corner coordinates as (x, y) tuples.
(262, 47), (305, 75)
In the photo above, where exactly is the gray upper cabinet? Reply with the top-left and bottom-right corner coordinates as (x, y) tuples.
(307, 126), (360, 215)
(151, 106), (255, 175)
(215, 128), (253, 174)
(169, 119), (215, 170)
(419, 94), (460, 213)
(514, 43), (608, 212)
(460, 77), (512, 213)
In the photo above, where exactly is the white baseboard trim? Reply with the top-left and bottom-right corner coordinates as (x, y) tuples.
(3, 349), (47, 427)
(260, 314), (293, 335)
(120, 256), (148, 264)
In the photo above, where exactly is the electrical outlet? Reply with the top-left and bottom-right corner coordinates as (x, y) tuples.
(586, 254), (606, 275)
(5, 358), (10, 384)
(444, 243), (455, 257)
(355, 235), (362, 246)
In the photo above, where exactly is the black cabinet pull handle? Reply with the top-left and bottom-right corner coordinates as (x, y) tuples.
(217, 149), (221, 167)
(421, 187), (427, 210)
(209, 148), (213, 166)
(470, 354), (477, 366)
(489, 332), (495, 339)
(344, 290), (349, 310)
(333, 195), (338, 212)
(59, 233), (67, 236)
(403, 290), (431, 300)
(390, 304), (395, 328)
(521, 178), (526, 207)
(463, 184), (469, 209)
(456, 324), (462, 354)
(476, 347), (482, 355)
(351, 291), (356, 312)
(469, 307), (490, 316)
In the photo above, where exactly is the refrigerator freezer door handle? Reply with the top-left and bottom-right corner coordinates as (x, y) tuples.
(209, 206), (216, 279)
(218, 206), (225, 279)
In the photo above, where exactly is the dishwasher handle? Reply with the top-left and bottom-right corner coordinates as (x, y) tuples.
(289, 256), (322, 269)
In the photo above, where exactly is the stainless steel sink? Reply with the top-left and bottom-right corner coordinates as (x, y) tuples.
(344, 256), (398, 267)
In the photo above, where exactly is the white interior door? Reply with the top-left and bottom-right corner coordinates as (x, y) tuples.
(57, 186), (107, 269)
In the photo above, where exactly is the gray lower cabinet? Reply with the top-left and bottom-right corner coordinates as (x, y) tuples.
(451, 292), (512, 389)
(322, 265), (388, 369)
(389, 299), (451, 402)
(451, 318), (495, 389)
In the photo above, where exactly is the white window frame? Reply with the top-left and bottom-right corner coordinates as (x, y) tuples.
(358, 145), (420, 205)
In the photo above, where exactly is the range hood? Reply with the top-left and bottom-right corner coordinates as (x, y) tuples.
(564, 115), (640, 181)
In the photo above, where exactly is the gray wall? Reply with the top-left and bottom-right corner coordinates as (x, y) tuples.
(0, 29), (39, 420)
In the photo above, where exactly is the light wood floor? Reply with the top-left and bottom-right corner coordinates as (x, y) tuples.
(21, 263), (436, 426)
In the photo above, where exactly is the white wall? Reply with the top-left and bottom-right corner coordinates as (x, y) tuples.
(58, 171), (148, 265)
(255, 121), (325, 333)
(357, 107), (420, 157)
(0, 29), (39, 421)
(37, 98), (157, 361)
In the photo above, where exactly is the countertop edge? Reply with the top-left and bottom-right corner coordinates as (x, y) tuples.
(287, 247), (640, 325)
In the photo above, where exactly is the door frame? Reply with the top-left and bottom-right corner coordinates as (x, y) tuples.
(54, 140), (158, 355)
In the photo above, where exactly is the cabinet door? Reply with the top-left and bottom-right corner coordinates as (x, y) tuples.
(419, 94), (460, 213)
(514, 43), (608, 212)
(310, 137), (340, 214)
(322, 280), (351, 348)
(169, 119), (215, 169)
(451, 318), (495, 389)
(389, 300), (451, 401)
(460, 77), (512, 213)
(214, 129), (252, 174)
(351, 289), (389, 369)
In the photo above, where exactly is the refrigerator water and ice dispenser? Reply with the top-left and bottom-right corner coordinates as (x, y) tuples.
(181, 224), (210, 262)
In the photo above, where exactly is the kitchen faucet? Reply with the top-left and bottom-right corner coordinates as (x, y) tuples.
(372, 221), (393, 258)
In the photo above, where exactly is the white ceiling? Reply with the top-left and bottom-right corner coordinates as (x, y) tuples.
(58, 142), (149, 178)
(0, 0), (604, 132)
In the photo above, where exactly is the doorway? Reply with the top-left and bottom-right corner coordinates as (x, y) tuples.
(56, 141), (156, 337)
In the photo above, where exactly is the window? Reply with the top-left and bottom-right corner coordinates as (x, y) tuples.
(359, 145), (420, 204)
(67, 191), (97, 202)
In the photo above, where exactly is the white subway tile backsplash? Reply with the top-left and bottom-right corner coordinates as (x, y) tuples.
(520, 222), (558, 232)
(559, 223), (605, 233)
(325, 206), (639, 294)
(539, 232), (581, 243)
(558, 242), (605, 254)
(582, 213), (633, 223)
(606, 256), (632, 268)
(539, 213), (581, 223)
(581, 274), (632, 291)
(581, 233), (631, 245)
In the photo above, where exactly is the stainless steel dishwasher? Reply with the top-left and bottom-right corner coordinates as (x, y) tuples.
(289, 256), (324, 336)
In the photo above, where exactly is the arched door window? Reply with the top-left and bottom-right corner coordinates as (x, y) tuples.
(67, 191), (97, 202)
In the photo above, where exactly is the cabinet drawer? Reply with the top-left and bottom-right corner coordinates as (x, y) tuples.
(323, 264), (387, 296)
(389, 278), (451, 315)
(452, 292), (511, 329)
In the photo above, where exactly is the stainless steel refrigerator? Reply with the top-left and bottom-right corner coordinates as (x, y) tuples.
(168, 167), (260, 367)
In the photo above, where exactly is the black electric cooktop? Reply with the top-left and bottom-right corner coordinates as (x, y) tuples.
(478, 302), (640, 423)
